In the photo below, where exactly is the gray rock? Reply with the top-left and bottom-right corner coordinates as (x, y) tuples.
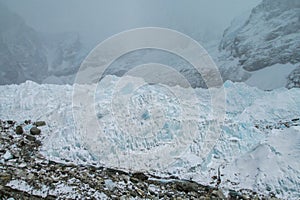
(34, 121), (46, 127)
(25, 134), (36, 141)
(24, 120), (31, 124)
(6, 120), (14, 125)
(0, 173), (12, 184)
(212, 189), (226, 199)
(15, 126), (23, 135)
(175, 181), (199, 193)
(286, 65), (300, 89)
(30, 127), (41, 135)
(219, 0), (300, 72)
(132, 172), (148, 181)
(27, 173), (34, 180)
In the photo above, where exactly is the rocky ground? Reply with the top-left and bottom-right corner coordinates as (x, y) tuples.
(0, 120), (282, 200)
(254, 118), (300, 130)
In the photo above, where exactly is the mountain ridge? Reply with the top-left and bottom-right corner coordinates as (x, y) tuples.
(218, 0), (300, 89)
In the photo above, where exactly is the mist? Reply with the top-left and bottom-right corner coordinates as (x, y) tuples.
(1, 0), (261, 47)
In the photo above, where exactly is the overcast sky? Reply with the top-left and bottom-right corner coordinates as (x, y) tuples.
(1, 0), (261, 47)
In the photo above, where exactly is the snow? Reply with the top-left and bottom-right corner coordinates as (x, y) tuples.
(221, 127), (300, 198)
(0, 77), (299, 199)
(104, 179), (116, 191)
(245, 63), (297, 90)
(6, 180), (32, 194)
(6, 179), (109, 199)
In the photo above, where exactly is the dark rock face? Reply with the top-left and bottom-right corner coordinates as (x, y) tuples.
(219, 0), (300, 72)
(286, 65), (300, 89)
(42, 32), (85, 79)
(0, 3), (86, 85)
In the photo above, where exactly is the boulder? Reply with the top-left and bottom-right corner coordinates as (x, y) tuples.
(30, 127), (41, 135)
(25, 134), (36, 141)
(132, 172), (148, 181)
(34, 121), (46, 127)
(15, 125), (24, 135)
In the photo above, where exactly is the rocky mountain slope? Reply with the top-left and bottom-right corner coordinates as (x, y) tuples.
(41, 32), (86, 84)
(219, 0), (300, 89)
(0, 3), (48, 85)
(0, 3), (86, 85)
(74, 0), (300, 89)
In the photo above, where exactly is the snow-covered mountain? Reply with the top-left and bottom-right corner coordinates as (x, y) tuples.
(42, 32), (86, 84)
(2, 0), (300, 90)
(102, 49), (209, 88)
(0, 3), (48, 85)
(0, 3), (86, 85)
(74, 0), (300, 90)
(219, 0), (300, 90)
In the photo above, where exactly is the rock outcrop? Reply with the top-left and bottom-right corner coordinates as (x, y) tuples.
(0, 3), (86, 85)
(219, 0), (300, 72)
(217, 0), (300, 89)
(0, 3), (48, 85)
(286, 65), (300, 88)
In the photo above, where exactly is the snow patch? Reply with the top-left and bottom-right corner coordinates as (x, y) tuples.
(245, 63), (297, 90)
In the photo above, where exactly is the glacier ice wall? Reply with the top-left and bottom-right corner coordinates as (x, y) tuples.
(0, 77), (299, 199)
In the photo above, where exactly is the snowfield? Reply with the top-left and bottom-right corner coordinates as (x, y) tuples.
(245, 63), (298, 90)
(0, 76), (299, 199)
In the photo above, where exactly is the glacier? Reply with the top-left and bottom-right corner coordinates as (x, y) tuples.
(0, 76), (299, 199)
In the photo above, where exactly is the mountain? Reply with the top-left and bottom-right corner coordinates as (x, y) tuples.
(77, 0), (300, 89)
(218, 0), (300, 89)
(0, 3), (86, 85)
(0, 3), (48, 85)
(2, 0), (300, 89)
(42, 32), (86, 84)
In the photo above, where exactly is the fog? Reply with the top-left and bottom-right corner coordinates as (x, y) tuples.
(1, 0), (261, 47)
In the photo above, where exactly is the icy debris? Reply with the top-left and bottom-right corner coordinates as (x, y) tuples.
(3, 150), (13, 160)
(104, 179), (116, 191)
(0, 122), (238, 199)
(0, 77), (299, 199)
(7, 180), (32, 193)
